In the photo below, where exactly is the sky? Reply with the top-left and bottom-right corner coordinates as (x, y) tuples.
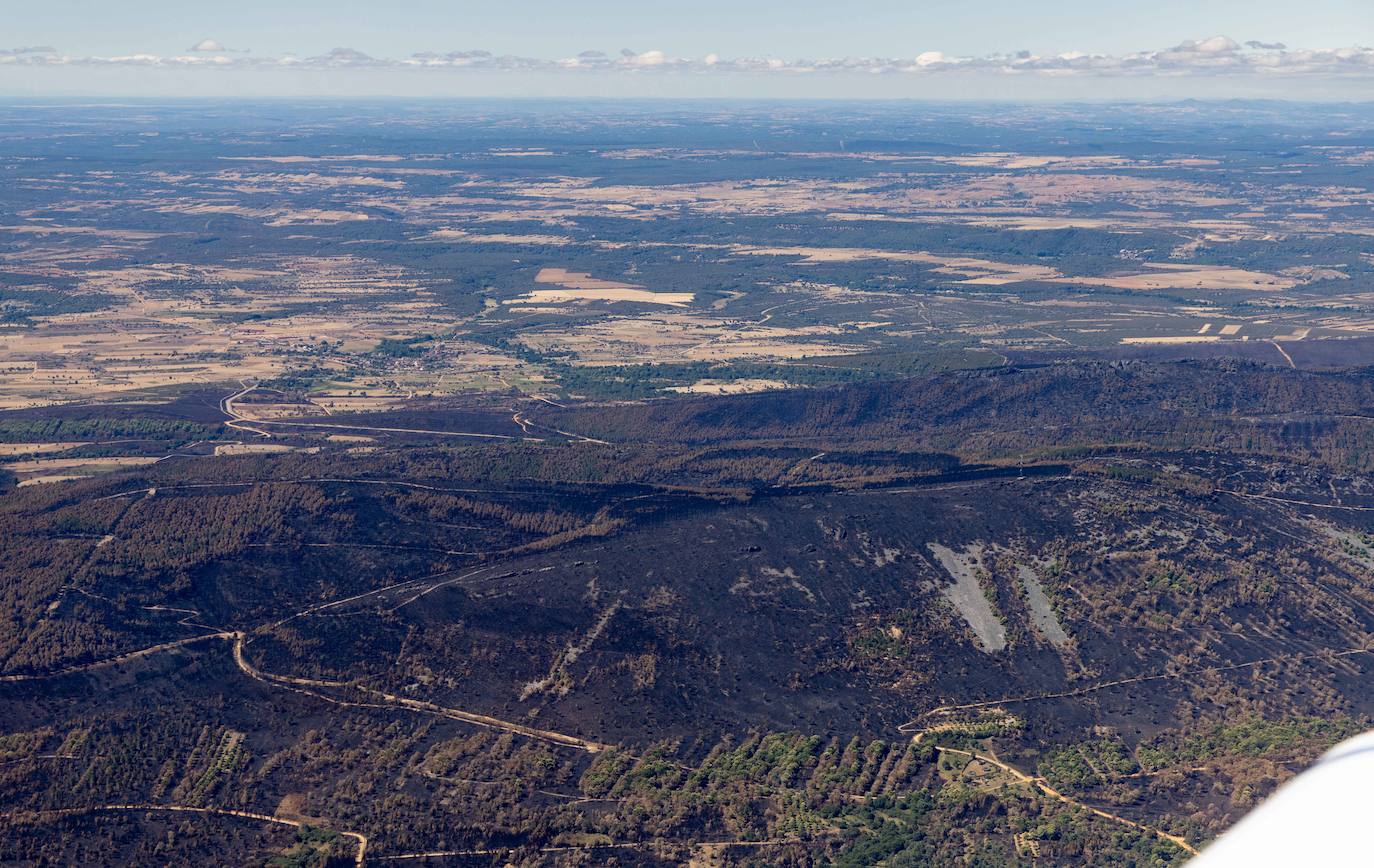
(2, 0), (1372, 99)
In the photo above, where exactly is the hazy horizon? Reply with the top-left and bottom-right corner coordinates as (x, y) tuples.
(4, 0), (1372, 100)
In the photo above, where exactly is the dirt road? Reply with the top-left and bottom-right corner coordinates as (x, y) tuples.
(230, 633), (609, 753)
(1, 803), (368, 866)
(936, 746), (1197, 856)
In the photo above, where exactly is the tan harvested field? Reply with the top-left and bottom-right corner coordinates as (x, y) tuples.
(518, 269), (696, 306)
(215, 171), (407, 191)
(924, 153), (1132, 169)
(231, 403), (327, 420)
(306, 392), (417, 413)
(0, 225), (165, 240)
(150, 202), (372, 226)
(1120, 336), (1224, 345)
(0, 442), (87, 456)
(213, 444), (320, 456)
(727, 245), (1061, 284)
(6, 457), (161, 472)
(519, 288), (696, 306)
(1055, 264), (1296, 292)
(16, 475), (90, 487)
(1313, 316), (1374, 333)
(959, 215), (1179, 232)
(666, 378), (791, 394)
(1281, 266), (1349, 283)
(425, 229), (574, 245)
(9, 456), (163, 486)
(517, 312), (867, 364)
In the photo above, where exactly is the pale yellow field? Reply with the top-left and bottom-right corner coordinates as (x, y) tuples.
(7, 456), (161, 472)
(1120, 336), (1223, 345)
(666, 378), (791, 394)
(213, 444), (320, 456)
(151, 202), (372, 226)
(727, 245), (1061, 284)
(216, 171), (406, 191)
(513, 268), (695, 306)
(1056, 263), (1296, 292)
(518, 312), (866, 365)
(425, 229), (573, 245)
(1275, 328), (1311, 341)
(306, 392), (417, 413)
(9, 456), (163, 485)
(17, 475), (90, 487)
(234, 403), (327, 419)
(924, 153), (1131, 169)
(0, 442), (87, 456)
(519, 288), (696, 306)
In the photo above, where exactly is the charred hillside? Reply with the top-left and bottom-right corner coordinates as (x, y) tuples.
(549, 361), (1374, 445)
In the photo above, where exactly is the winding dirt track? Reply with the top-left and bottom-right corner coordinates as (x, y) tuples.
(936, 747), (1198, 856)
(0, 804), (367, 866)
(0, 628), (606, 754)
(230, 633), (609, 753)
(511, 410), (611, 445)
(220, 383), (276, 439)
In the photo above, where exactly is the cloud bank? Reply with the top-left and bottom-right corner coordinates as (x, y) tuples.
(2, 37), (1372, 77)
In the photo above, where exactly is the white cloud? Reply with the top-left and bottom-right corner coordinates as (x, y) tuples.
(624, 49), (666, 67)
(1175, 36), (1243, 54)
(186, 38), (249, 55)
(8, 37), (1374, 78)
